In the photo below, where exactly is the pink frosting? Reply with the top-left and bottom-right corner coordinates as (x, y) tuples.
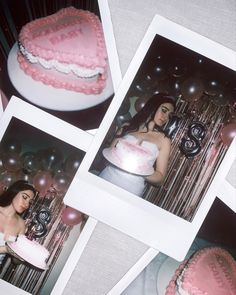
(17, 52), (107, 94)
(110, 138), (156, 174)
(18, 7), (108, 94)
(165, 247), (236, 295)
(19, 7), (107, 68)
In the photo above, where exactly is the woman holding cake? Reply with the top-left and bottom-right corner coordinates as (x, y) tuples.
(100, 93), (176, 197)
(0, 180), (37, 256)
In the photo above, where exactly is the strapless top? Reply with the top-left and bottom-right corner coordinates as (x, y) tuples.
(123, 134), (159, 158)
(102, 134), (159, 176)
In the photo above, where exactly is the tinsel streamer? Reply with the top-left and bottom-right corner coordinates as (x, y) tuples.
(144, 96), (230, 221)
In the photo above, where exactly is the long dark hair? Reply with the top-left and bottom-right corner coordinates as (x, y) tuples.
(119, 93), (176, 137)
(0, 180), (37, 207)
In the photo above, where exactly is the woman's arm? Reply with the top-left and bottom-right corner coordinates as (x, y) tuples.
(145, 137), (171, 185)
(0, 245), (7, 254)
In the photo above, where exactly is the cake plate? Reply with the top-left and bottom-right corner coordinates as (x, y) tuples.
(7, 43), (114, 111)
(6, 242), (48, 270)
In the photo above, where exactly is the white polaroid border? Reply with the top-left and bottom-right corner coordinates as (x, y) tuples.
(98, 0), (122, 91)
(0, 92), (3, 117)
(0, 96), (94, 294)
(64, 15), (236, 261)
(210, 136), (236, 212)
(50, 217), (97, 295)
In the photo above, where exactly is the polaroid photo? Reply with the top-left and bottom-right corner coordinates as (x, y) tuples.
(3, 0), (121, 131)
(0, 96), (96, 294)
(122, 197), (236, 294)
(64, 15), (236, 261)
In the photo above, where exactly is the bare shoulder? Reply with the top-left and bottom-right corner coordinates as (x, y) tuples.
(157, 133), (171, 149)
(16, 215), (26, 233)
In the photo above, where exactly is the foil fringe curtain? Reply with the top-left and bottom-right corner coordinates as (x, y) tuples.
(144, 94), (229, 221)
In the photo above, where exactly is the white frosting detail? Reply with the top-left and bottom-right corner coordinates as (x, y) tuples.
(19, 44), (104, 78)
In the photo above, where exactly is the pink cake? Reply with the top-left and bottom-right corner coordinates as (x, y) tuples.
(17, 7), (107, 94)
(9, 235), (49, 269)
(103, 138), (157, 175)
(165, 247), (236, 295)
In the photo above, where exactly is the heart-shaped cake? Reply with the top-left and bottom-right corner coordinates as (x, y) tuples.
(17, 7), (107, 94)
(165, 247), (236, 295)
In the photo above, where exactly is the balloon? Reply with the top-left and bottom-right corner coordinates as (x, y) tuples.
(40, 147), (63, 170)
(164, 115), (181, 139)
(118, 98), (131, 115)
(61, 206), (82, 226)
(0, 171), (18, 187)
(22, 152), (42, 174)
(204, 79), (222, 96)
(169, 58), (187, 78)
(18, 172), (33, 183)
(211, 89), (228, 106)
(153, 64), (167, 80)
(2, 152), (22, 172)
(220, 123), (236, 146)
(53, 171), (70, 193)
(134, 97), (149, 112)
(64, 152), (82, 175)
(181, 77), (204, 102)
(162, 77), (181, 99)
(32, 170), (53, 196)
(152, 59), (168, 80)
(133, 83), (145, 94)
(116, 112), (132, 128)
(29, 208), (51, 238)
(180, 122), (206, 158)
(2, 138), (21, 154)
(196, 57), (205, 67)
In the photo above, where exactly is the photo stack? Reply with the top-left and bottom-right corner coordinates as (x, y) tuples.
(0, 0), (235, 294)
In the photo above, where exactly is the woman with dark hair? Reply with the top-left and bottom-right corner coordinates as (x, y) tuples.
(0, 180), (37, 255)
(100, 93), (176, 196)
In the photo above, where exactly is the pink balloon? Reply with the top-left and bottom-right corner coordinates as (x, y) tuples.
(220, 123), (236, 146)
(181, 77), (204, 102)
(64, 153), (82, 175)
(53, 171), (70, 193)
(61, 207), (82, 226)
(0, 171), (18, 187)
(134, 97), (149, 112)
(2, 152), (22, 172)
(33, 170), (53, 196)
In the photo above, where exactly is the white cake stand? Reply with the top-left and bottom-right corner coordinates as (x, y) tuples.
(7, 43), (114, 111)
